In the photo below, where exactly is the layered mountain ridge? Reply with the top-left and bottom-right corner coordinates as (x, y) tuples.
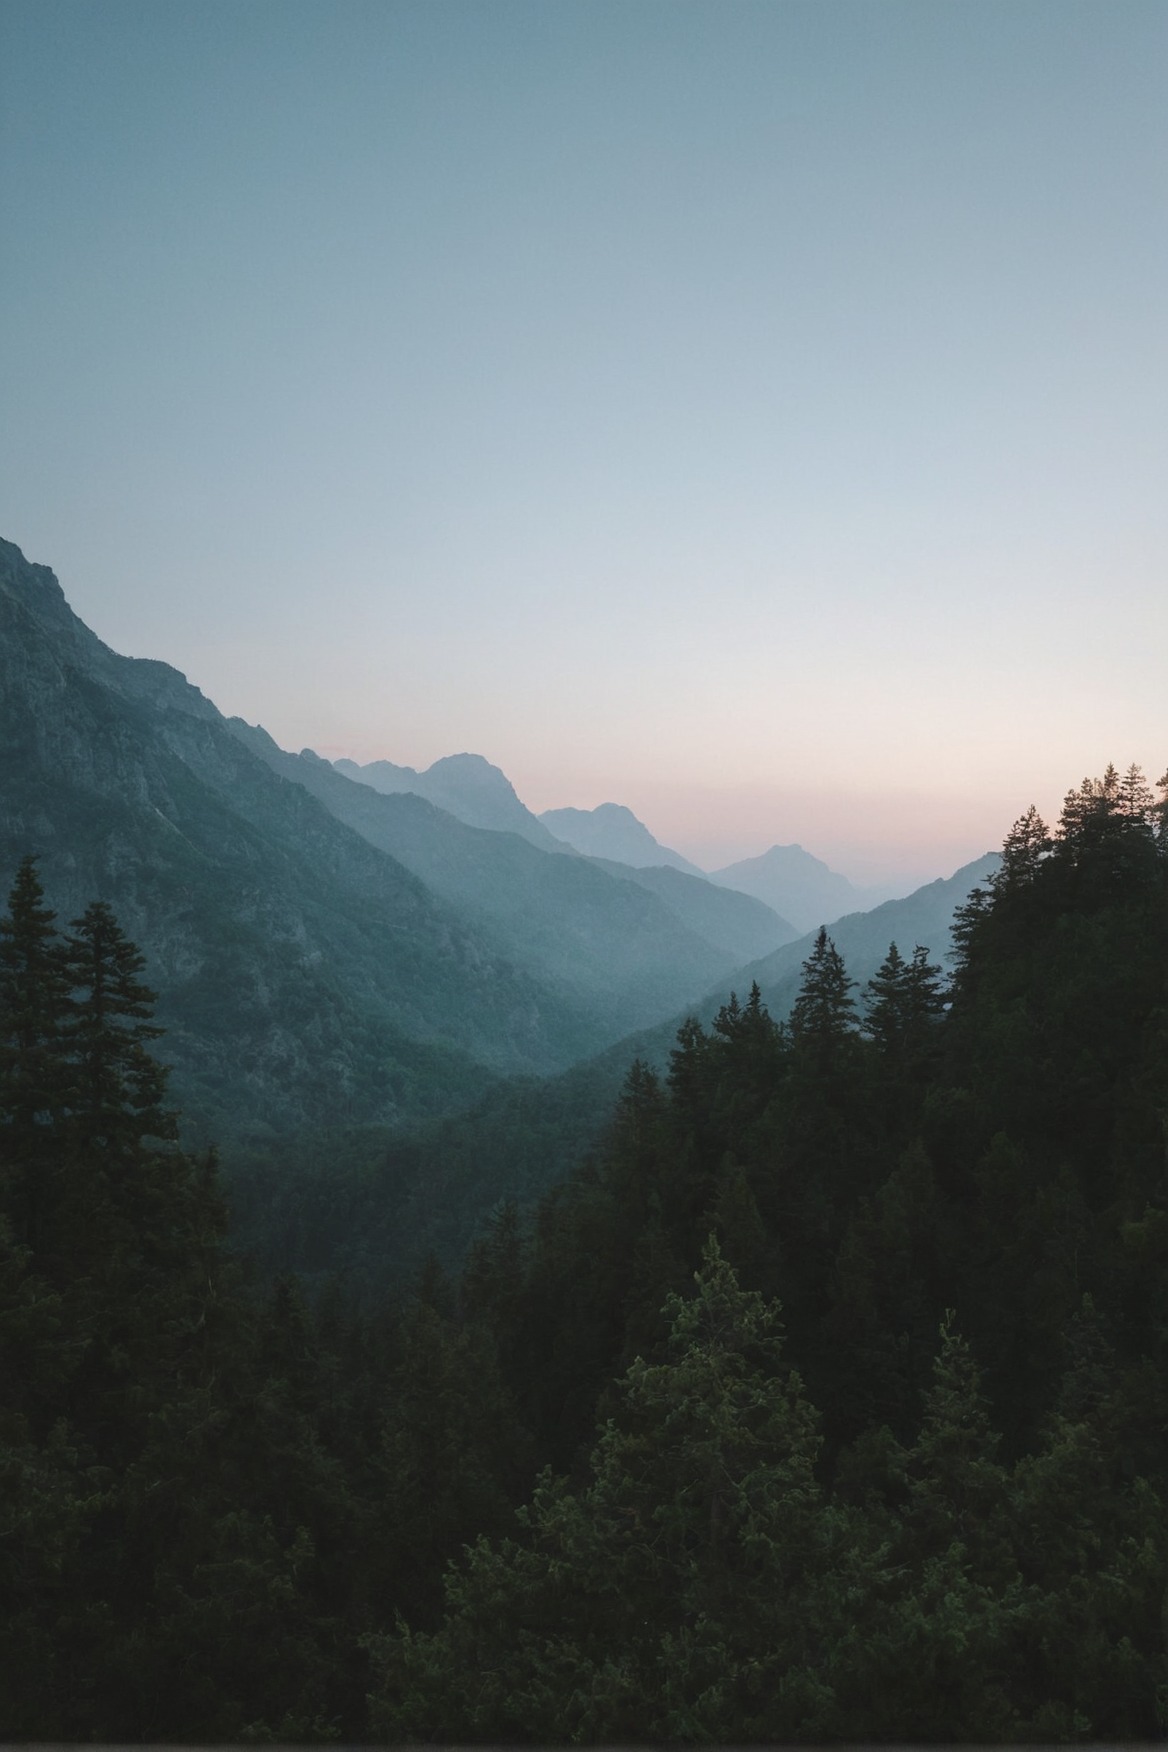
(0, 537), (798, 1142)
(0, 539), (596, 1137)
(539, 802), (703, 874)
(237, 726), (766, 1033)
(334, 751), (560, 850)
(539, 801), (900, 934)
(712, 842), (866, 933)
(1, 535), (994, 1166)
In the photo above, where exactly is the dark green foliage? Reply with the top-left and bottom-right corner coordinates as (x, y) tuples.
(790, 924), (858, 1067)
(0, 857), (72, 1135)
(63, 900), (174, 1153)
(864, 940), (947, 1073)
(7, 757), (1168, 1741)
(368, 760), (1168, 1741)
(368, 1240), (831, 1744)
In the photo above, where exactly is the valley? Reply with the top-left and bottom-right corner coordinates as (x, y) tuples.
(1, 535), (984, 1169)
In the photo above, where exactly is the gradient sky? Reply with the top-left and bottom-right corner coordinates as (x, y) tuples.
(2, 0), (1165, 883)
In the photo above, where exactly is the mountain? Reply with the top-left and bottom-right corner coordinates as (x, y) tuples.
(326, 761), (798, 983)
(232, 732), (742, 1038)
(540, 802), (704, 874)
(334, 752), (561, 851)
(0, 537), (616, 1141)
(0, 532), (994, 1173)
(710, 843), (863, 934)
(724, 852), (1000, 1020)
(584, 857), (799, 965)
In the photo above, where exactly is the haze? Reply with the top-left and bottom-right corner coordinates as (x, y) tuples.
(1, 0), (1164, 882)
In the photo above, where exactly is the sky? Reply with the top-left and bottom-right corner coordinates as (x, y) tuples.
(1, 0), (1165, 884)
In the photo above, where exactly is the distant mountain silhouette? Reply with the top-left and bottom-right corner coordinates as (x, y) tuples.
(0, 533), (989, 1168)
(237, 730), (748, 1040)
(710, 843), (862, 934)
(329, 771), (797, 967)
(541, 802), (703, 873)
(583, 857), (799, 965)
(720, 852), (1000, 1017)
(335, 752), (561, 850)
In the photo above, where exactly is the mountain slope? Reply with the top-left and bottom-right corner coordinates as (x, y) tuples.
(540, 802), (704, 874)
(0, 538), (609, 1140)
(242, 854), (998, 1282)
(710, 843), (863, 933)
(717, 852), (1000, 1023)
(232, 731), (740, 1037)
(334, 752), (562, 850)
(584, 856), (799, 964)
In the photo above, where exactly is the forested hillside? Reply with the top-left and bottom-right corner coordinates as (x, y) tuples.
(227, 849), (997, 1292)
(3, 761), (1166, 1740)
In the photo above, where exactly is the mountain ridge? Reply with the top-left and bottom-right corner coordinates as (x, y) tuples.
(540, 801), (704, 874)
(334, 751), (561, 850)
(710, 841), (863, 934)
(237, 725), (751, 1038)
(0, 538), (609, 1138)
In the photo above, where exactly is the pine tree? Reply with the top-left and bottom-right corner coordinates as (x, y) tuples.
(368, 1239), (831, 1744)
(602, 1058), (667, 1227)
(790, 928), (857, 1064)
(870, 943), (950, 1114)
(991, 805), (1051, 893)
(842, 1317), (1027, 1741)
(710, 981), (785, 1141)
(1116, 762), (1156, 825)
(1054, 763), (1160, 894)
(63, 900), (174, 1155)
(863, 941), (908, 1053)
(779, 929), (867, 1292)
(907, 1313), (1012, 1570)
(0, 859), (72, 1250)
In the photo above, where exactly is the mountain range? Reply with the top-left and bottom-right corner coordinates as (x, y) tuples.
(538, 802), (704, 874)
(239, 729), (791, 1032)
(0, 539), (588, 1139)
(334, 752), (561, 850)
(340, 770), (876, 938)
(536, 801), (902, 935)
(1, 534), (996, 1198)
(0, 537), (802, 1142)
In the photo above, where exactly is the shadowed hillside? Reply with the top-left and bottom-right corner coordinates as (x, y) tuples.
(0, 539), (612, 1139)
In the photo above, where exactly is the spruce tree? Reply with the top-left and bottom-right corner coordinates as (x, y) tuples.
(863, 941), (909, 1054)
(0, 858), (72, 1251)
(368, 1239), (830, 1744)
(63, 900), (174, 1155)
(790, 928), (857, 1065)
(991, 804), (1051, 893)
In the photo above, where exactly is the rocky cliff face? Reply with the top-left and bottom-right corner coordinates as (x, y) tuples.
(0, 538), (602, 1142)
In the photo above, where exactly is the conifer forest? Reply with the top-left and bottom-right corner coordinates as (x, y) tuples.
(3, 762), (1168, 1742)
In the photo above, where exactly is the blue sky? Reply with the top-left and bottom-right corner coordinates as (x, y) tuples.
(2, 0), (1165, 881)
